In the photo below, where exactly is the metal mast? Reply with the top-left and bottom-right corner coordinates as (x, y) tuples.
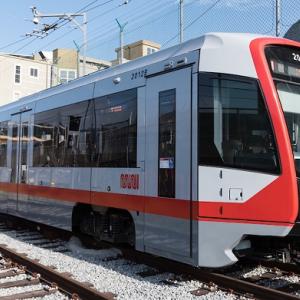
(116, 19), (128, 64)
(29, 7), (88, 75)
(275, 0), (281, 37)
(179, 0), (184, 43)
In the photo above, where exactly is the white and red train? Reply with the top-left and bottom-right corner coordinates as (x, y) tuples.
(0, 33), (299, 267)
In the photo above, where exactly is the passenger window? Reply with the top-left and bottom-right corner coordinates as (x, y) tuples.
(33, 100), (93, 167)
(94, 89), (137, 168)
(33, 88), (137, 168)
(33, 109), (60, 167)
(198, 73), (280, 174)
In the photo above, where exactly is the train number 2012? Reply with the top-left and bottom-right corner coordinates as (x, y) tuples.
(131, 69), (148, 80)
(120, 174), (139, 190)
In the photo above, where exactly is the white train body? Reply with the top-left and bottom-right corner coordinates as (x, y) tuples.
(0, 33), (299, 267)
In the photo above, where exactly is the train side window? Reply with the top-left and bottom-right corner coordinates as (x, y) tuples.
(0, 121), (8, 167)
(158, 89), (176, 198)
(94, 89), (137, 168)
(69, 116), (81, 131)
(33, 100), (94, 167)
(33, 88), (137, 168)
(198, 73), (280, 174)
(33, 109), (59, 167)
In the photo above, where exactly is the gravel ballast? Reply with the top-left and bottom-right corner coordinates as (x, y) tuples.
(0, 229), (242, 300)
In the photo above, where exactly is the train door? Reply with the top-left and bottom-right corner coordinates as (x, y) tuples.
(7, 111), (31, 214)
(144, 67), (192, 259)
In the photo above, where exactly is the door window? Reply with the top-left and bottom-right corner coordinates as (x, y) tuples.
(11, 124), (18, 183)
(20, 123), (28, 183)
(158, 89), (176, 198)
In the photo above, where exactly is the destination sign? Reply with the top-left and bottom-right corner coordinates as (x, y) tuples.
(265, 46), (300, 82)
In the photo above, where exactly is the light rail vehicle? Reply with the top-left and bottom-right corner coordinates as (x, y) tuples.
(0, 33), (299, 267)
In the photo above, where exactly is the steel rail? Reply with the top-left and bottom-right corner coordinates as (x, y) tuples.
(0, 213), (299, 300)
(0, 244), (115, 300)
(121, 248), (300, 300)
(243, 257), (300, 275)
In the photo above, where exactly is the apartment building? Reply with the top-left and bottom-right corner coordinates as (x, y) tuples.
(47, 48), (111, 86)
(0, 49), (111, 106)
(113, 40), (161, 65)
(0, 53), (51, 105)
(0, 39), (160, 106)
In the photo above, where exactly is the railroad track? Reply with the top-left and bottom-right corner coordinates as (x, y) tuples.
(0, 243), (114, 300)
(119, 247), (300, 300)
(1, 213), (300, 299)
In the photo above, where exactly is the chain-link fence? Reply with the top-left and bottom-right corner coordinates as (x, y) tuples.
(23, 1), (298, 59)
(177, 0), (300, 45)
(117, 0), (300, 50)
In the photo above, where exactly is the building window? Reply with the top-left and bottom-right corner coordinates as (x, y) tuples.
(30, 68), (38, 78)
(147, 47), (156, 55)
(59, 69), (76, 84)
(15, 65), (21, 84)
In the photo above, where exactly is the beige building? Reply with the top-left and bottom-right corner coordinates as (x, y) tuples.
(0, 53), (51, 105)
(49, 48), (111, 86)
(0, 49), (111, 106)
(113, 40), (161, 65)
(0, 40), (159, 106)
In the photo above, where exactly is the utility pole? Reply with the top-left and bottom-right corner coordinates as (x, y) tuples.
(179, 0), (184, 43)
(116, 19), (128, 65)
(73, 41), (81, 79)
(275, 0), (281, 37)
(29, 7), (88, 75)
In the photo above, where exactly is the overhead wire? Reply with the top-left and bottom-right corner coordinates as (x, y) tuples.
(0, 37), (31, 51)
(0, 0), (115, 86)
(0, 0), (104, 52)
(33, 1), (126, 54)
(82, 0), (117, 13)
(36, 0), (163, 53)
(162, 0), (222, 47)
(86, 1), (177, 54)
(87, 0), (163, 37)
(86, 1), (174, 50)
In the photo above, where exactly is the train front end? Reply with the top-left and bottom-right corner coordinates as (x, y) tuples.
(263, 41), (300, 234)
(197, 34), (300, 267)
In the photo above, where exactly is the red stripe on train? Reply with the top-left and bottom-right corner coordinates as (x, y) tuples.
(0, 182), (293, 226)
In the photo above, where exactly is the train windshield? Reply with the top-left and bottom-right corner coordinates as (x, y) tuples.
(266, 46), (300, 176)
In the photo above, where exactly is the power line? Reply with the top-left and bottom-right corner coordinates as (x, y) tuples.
(86, 1), (176, 52)
(34, 4), (122, 53)
(77, 0), (102, 12)
(34, 0), (137, 55)
(86, 1), (173, 49)
(0, 0), (102, 51)
(0, 0), (110, 79)
(83, 0), (117, 13)
(27, 0), (115, 41)
(0, 37), (31, 51)
(162, 0), (222, 47)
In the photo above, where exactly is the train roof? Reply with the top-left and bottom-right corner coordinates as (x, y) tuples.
(2, 32), (267, 114)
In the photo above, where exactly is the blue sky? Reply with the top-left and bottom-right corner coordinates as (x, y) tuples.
(0, 0), (299, 61)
